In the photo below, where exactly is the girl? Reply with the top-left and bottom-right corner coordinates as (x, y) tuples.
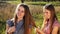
(36, 4), (60, 34)
(6, 4), (36, 34)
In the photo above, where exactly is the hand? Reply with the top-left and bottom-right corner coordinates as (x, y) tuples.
(36, 28), (40, 32)
(35, 26), (40, 32)
(7, 26), (16, 33)
(43, 15), (48, 21)
(35, 28), (45, 34)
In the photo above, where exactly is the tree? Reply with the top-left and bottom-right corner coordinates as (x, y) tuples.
(21, 0), (25, 3)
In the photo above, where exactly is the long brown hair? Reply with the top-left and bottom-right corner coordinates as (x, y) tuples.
(43, 4), (58, 34)
(13, 4), (36, 34)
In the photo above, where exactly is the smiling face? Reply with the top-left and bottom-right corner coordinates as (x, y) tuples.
(43, 9), (51, 20)
(17, 6), (25, 19)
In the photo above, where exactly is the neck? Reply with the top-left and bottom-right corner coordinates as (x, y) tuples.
(17, 17), (23, 22)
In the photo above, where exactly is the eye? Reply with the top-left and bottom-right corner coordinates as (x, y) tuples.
(43, 12), (48, 14)
(45, 12), (48, 13)
(21, 11), (24, 13)
(18, 9), (20, 11)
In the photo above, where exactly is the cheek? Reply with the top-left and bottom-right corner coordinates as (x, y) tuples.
(21, 13), (25, 17)
(44, 13), (48, 16)
(44, 13), (49, 19)
(48, 13), (51, 18)
(17, 12), (20, 16)
(17, 13), (25, 18)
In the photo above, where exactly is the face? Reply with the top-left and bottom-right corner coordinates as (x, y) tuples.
(17, 6), (25, 19)
(43, 9), (51, 19)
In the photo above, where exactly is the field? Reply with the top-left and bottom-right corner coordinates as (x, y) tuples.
(0, 1), (60, 34)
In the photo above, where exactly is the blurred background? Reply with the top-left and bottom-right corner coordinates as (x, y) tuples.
(0, 0), (60, 34)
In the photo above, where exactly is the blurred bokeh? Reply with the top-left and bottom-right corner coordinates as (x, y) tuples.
(0, 0), (60, 34)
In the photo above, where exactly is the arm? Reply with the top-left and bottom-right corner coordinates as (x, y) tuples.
(52, 26), (59, 34)
(41, 20), (47, 30)
(36, 19), (46, 34)
(36, 28), (45, 34)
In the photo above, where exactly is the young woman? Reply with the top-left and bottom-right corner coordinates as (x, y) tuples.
(36, 4), (60, 34)
(6, 4), (36, 34)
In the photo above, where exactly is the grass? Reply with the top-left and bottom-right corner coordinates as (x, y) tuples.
(0, 1), (60, 34)
(0, 21), (5, 34)
(25, 1), (60, 6)
(6, 1), (60, 6)
(7, 1), (21, 5)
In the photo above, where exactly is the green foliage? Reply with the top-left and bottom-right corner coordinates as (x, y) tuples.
(0, 21), (5, 34)
(25, 1), (60, 6)
(0, 1), (60, 34)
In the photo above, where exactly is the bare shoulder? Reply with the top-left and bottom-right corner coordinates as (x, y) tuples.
(52, 26), (59, 34)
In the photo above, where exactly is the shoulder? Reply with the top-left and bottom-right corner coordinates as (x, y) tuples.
(53, 20), (60, 28)
(52, 26), (59, 34)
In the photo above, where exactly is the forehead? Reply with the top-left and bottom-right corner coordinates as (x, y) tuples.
(43, 7), (50, 12)
(18, 6), (25, 10)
